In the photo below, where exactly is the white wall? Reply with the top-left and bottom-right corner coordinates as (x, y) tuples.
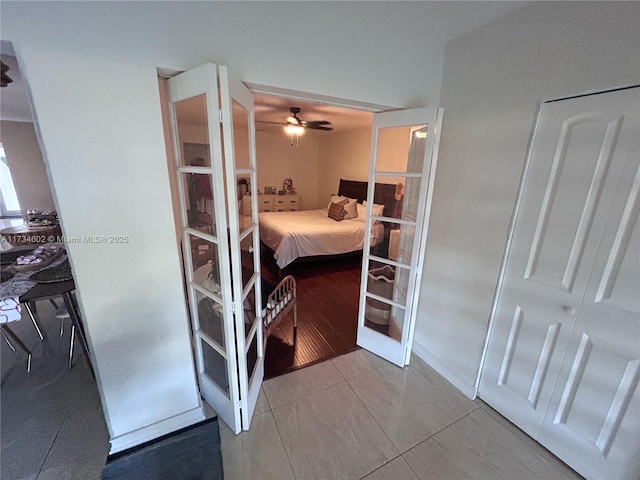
(317, 127), (371, 205)
(1, 1), (467, 451)
(415, 1), (640, 395)
(256, 130), (320, 209)
(0, 120), (56, 217)
(316, 125), (413, 206)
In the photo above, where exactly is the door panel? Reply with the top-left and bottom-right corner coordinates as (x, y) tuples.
(166, 63), (262, 434)
(357, 108), (442, 366)
(538, 141), (640, 480)
(479, 87), (639, 479)
(218, 65), (263, 430)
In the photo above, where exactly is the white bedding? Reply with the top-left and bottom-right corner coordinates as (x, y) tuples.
(259, 208), (384, 268)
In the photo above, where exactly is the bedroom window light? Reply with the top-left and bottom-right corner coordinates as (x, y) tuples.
(0, 144), (22, 216)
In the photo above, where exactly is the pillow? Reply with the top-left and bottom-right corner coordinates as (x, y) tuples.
(327, 202), (346, 221)
(327, 195), (348, 210)
(356, 203), (366, 220)
(342, 199), (358, 219)
(364, 201), (385, 217)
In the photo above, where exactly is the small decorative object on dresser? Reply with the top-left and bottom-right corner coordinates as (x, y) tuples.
(282, 177), (296, 194)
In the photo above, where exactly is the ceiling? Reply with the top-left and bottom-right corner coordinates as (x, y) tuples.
(253, 94), (373, 134)
(0, 2), (525, 127)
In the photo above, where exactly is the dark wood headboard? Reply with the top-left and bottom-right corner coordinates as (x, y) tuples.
(337, 178), (397, 218)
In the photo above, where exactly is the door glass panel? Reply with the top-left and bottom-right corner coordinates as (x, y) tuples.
(240, 231), (255, 290)
(243, 283), (258, 340)
(376, 222), (415, 265)
(181, 173), (216, 235)
(246, 334), (258, 383)
(201, 338), (229, 396)
(190, 236), (222, 289)
(174, 95), (211, 167)
(237, 174), (255, 232)
(375, 125), (428, 174)
(364, 283), (406, 344)
(372, 174), (423, 222)
(232, 100), (251, 169)
(375, 126), (412, 172)
(194, 287), (225, 349)
(365, 259), (409, 307)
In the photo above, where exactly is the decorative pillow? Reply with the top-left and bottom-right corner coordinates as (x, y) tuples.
(328, 202), (346, 221)
(354, 203), (367, 222)
(327, 195), (348, 210)
(342, 199), (358, 219)
(363, 201), (385, 217)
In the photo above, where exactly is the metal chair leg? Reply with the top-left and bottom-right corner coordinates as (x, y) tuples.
(68, 324), (75, 370)
(1, 324), (32, 372)
(23, 302), (44, 340)
(1, 329), (17, 353)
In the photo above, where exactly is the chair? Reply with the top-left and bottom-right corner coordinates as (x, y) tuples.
(55, 303), (75, 370)
(262, 275), (297, 349)
(1, 324), (32, 372)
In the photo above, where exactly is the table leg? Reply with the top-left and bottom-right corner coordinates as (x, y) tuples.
(62, 292), (94, 378)
(1, 324), (32, 372)
(23, 301), (45, 340)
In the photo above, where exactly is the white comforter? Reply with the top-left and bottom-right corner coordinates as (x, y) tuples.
(259, 209), (384, 268)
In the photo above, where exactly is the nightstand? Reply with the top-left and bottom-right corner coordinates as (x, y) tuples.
(388, 229), (400, 261)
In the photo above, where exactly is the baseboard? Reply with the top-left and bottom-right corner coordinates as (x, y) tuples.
(411, 341), (477, 399)
(109, 404), (206, 454)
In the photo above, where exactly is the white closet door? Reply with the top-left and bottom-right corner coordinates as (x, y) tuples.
(479, 87), (639, 479)
(538, 134), (639, 479)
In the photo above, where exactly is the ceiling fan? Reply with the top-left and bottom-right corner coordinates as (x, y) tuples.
(285, 107), (333, 131)
(257, 106), (333, 133)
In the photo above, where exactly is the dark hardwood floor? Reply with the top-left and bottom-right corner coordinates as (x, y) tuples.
(262, 254), (362, 379)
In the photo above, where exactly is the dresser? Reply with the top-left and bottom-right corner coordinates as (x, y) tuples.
(241, 194), (301, 215)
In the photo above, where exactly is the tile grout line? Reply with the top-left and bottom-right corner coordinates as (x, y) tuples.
(34, 416), (66, 479)
(343, 377), (400, 473)
(345, 363), (479, 455)
(267, 407), (298, 479)
(264, 362), (347, 411)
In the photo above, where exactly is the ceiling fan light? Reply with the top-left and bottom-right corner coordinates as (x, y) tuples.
(284, 124), (304, 135)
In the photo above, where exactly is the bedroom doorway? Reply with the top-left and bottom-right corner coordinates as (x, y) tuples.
(251, 91), (442, 374)
(250, 93), (385, 379)
(160, 67), (442, 433)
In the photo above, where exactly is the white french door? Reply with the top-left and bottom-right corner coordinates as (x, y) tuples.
(166, 63), (262, 434)
(357, 108), (443, 367)
(479, 87), (639, 479)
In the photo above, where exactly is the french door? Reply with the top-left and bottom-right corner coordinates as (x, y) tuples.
(357, 108), (443, 366)
(166, 64), (263, 434)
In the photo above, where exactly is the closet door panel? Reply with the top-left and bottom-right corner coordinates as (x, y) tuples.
(539, 142), (640, 480)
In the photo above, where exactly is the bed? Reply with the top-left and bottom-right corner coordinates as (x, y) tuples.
(259, 179), (397, 269)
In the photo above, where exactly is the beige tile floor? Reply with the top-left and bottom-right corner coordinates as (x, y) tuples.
(220, 349), (582, 480)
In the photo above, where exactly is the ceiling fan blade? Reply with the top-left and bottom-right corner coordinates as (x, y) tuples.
(256, 120), (285, 125)
(307, 125), (333, 131)
(303, 120), (331, 127)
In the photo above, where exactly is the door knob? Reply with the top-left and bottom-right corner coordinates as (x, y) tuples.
(562, 305), (576, 315)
